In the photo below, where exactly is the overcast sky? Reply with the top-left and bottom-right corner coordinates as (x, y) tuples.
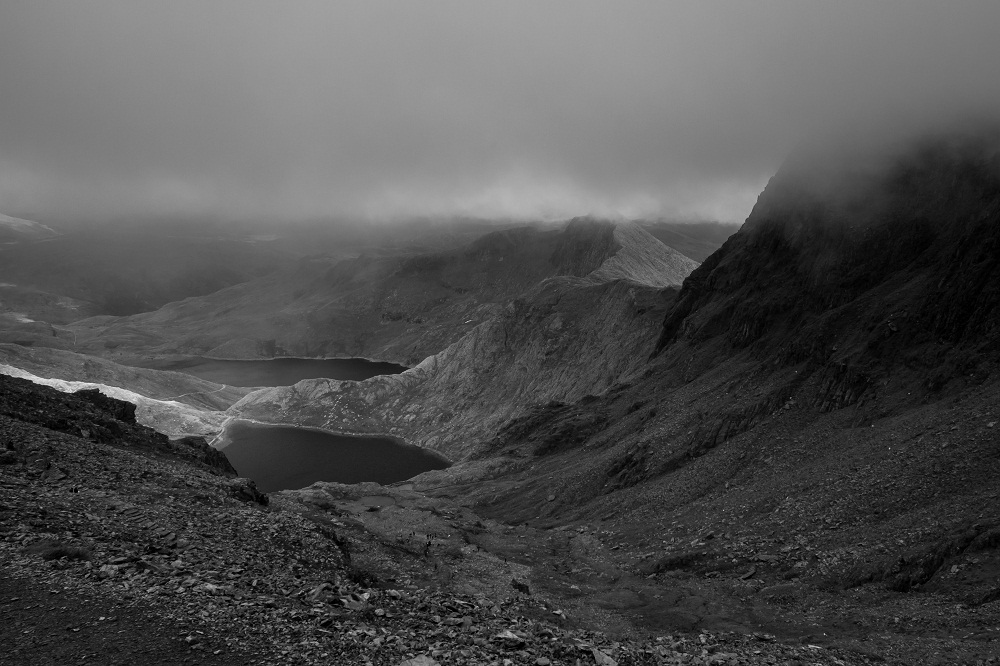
(1, 1), (999, 225)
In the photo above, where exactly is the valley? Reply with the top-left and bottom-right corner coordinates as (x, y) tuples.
(3, 133), (1000, 664)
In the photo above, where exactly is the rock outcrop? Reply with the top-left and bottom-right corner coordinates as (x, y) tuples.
(0, 373), (237, 475)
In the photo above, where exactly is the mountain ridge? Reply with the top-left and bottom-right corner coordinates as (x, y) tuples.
(405, 129), (1000, 662)
(230, 271), (675, 460)
(54, 218), (695, 366)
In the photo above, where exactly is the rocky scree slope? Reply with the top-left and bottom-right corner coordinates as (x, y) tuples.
(0, 372), (869, 665)
(229, 221), (693, 461)
(421, 130), (1000, 664)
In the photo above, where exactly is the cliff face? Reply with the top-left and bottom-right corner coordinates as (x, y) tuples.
(657, 130), (1000, 401)
(488, 130), (1000, 518)
(229, 222), (691, 460)
(640, 130), (1000, 440)
(445, 129), (1000, 541)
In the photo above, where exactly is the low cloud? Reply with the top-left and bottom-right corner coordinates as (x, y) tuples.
(1, 1), (998, 225)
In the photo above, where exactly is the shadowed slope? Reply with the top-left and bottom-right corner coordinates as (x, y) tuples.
(420, 129), (1000, 662)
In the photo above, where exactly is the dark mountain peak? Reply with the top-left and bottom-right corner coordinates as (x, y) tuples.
(656, 129), (1000, 387)
(749, 126), (1000, 242)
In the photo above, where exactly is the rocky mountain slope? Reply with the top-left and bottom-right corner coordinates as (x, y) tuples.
(401, 128), (1000, 663)
(228, 220), (693, 460)
(231, 275), (672, 461)
(55, 219), (696, 367)
(10, 130), (1000, 662)
(0, 219), (699, 447)
(1, 373), (869, 665)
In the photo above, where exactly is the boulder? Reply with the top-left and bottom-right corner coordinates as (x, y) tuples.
(228, 477), (268, 505)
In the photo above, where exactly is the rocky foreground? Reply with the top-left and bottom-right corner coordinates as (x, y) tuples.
(0, 374), (878, 665)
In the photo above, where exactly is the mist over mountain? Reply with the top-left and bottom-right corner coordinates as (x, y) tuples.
(3, 123), (1000, 663)
(3, 2), (1000, 663)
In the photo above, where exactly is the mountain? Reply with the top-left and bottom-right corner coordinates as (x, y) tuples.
(0, 218), (700, 445)
(230, 273), (673, 460)
(370, 129), (999, 662)
(230, 129), (1000, 661)
(225, 220), (691, 458)
(58, 219), (697, 366)
(0, 218), (521, 331)
(656, 130), (1000, 365)
(6, 132), (1000, 662)
(1, 374), (854, 665)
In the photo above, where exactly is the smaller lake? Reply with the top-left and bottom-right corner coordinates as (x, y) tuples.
(135, 356), (407, 387)
(220, 421), (449, 492)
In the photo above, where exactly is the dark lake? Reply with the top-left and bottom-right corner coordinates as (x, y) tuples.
(136, 356), (407, 387)
(220, 420), (450, 492)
